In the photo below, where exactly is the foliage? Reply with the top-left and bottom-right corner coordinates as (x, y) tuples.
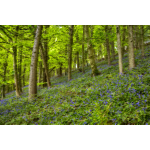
(0, 25), (150, 125)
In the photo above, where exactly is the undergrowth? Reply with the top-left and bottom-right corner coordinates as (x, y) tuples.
(0, 46), (150, 125)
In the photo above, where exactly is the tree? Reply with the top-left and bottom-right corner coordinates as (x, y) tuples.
(105, 25), (111, 65)
(128, 25), (135, 70)
(116, 25), (123, 75)
(29, 25), (43, 100)
(122, 25), (126, 58)
(12, 26), (21, 97)
(82, 25), (85, 73)
(40, 43), (51, 88)
(84, 25), (100, 76)
(140, 25), (145, 58)
(68, 25), (74, 81)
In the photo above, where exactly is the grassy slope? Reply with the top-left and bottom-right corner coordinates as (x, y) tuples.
(0, 46), (150, 125)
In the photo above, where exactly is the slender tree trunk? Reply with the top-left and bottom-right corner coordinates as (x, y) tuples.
(23, 64), (26, 87)
(134, 25), (138, 50)
(41, 42), (46, 87)
(82, 25), (85, 73)
(75, 31), (80, 70)
(84, 25), (100, 76)
(12, 26), (21, 97)
(18, 46), (23, 93)
(40, 43), (51, 88)
(128, 25), (135, 70)
(105, 25), (111, 65)
(68, 25), (74, 81)
(141, 25), (144, 57)
(59, 63), (62, 76)
(136, 25), (139, 49)
(111, 41), (115, 61)
(64, 45), (68, 75)
(116, 25), (123, 75)
(29, 25), (43, 100)
(122, 25), (126, 58)
(137, 25), (142, 49)
(73, 56), (76, 70)
(104, 43), (108, 61)
(13, 46), (20, 97)
(76, 51), (79, 69)
(85, 50), (88, 66)
(42, 25), (49, 87)
(90, 25), (96, 60)
(2, 56), (8, 98)
(43, 67), (47, 87)
(38, 61), (42, 86)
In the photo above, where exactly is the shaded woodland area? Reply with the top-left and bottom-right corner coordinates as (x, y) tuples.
(0, 25), (150, 125)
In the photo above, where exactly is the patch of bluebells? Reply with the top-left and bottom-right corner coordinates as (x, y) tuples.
(1, 45), (150, 125)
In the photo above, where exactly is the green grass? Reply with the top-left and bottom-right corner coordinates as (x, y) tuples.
(0, 46), (150, 125)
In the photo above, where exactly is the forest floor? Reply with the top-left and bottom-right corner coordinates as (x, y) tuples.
(0, 46), (150, 125)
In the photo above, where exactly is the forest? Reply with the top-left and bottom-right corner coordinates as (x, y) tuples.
(0, 25), (150, 125)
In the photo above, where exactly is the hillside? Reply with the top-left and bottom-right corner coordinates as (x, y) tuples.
(0, 45), (150, 125)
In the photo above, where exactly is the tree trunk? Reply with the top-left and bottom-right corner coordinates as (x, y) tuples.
(23, 64), (26, 87)
(137, 25), (142, 49)
(38, 61), (42, 86)
(105, 25), (111, 65)
(29, 25), (43, 100)
(13, 26), (20, 97)
(76, 51), (79, 69)
(68, 25), (74, 81)
(82, 25), (85, 73)
(75, 30), (80, 70)
(128, 25), (135, 70)
(43, 25), (49, 87)
(111, 41), (115, 61)
(40, 43), (51, 88)
(2, 54), (8, 98)
(140, 25), (144, 57)
(43, 67), (47, 87)
(84, 25), (100, 76)
(59, 63), (62, 76)
(134, 25), (138, 50)
(90, 25), (96, 60)
(18, 46), (23, 93)
(116, 25), (123, 75)
(73, 56), (76, 70)
(122, 25), (126, 58)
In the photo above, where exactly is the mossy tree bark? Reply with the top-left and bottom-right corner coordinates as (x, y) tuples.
(84, 25), (100, 76)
